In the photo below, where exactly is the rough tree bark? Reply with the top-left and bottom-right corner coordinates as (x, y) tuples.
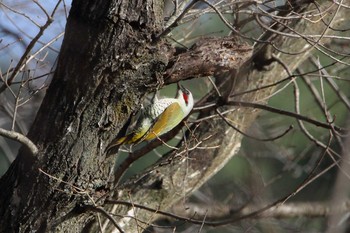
(0, 0), (346, 233)
(0, 0), (166, 232)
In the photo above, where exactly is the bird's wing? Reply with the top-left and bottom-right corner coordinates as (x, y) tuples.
(106, 111), (150, 150)
(142, 102), (184, 141)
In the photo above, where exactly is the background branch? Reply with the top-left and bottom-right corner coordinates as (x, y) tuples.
(0, 128), (38, 155)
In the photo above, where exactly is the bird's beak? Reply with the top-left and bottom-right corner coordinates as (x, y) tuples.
(177, 82), (185, 91)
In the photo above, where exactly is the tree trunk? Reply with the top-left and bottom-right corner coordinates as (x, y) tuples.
(0, 0), (165, 232)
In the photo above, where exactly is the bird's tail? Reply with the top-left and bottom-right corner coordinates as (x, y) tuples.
(105, 129), (148, 156)
(105, 135), (129, 156)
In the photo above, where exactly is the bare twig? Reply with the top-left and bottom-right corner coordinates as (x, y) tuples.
(309, 56), (350, 111)
(226, 100), (345, 133)
(158, 0), (199, 39)
(216, 108), (293, 141)
(84, 205), (125, 233)
(0, 0), (62, 93)
(0, 128), (38, 155)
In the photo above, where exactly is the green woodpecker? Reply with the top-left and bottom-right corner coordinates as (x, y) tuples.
(107, 84), (194, 150)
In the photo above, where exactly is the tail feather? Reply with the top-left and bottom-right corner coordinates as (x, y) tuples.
(106, 130), (147, 156)
(106, 135), (128, 152)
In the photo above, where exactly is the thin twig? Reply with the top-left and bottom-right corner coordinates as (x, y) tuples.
(0, 0), (62, 93)
(84, 205), (125, 233)
(226, 100), (345, 133)
(216, 108), (293, 141)
(309, 56), (350, 111)
(0, 128), (38, 155)
(158, 0), (199, 39)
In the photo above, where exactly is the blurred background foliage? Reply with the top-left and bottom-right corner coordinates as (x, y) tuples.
(1, 0), (350, 232)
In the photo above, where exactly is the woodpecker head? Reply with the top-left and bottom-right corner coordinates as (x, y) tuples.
(176, 83), (194, 116)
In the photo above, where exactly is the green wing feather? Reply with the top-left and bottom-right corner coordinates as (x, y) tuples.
(142, 102), (184, 141)
(106, 126), (149, 150)
(107, 101), (184, 151)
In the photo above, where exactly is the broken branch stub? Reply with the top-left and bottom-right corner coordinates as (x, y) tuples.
(164, 37), (253, 82)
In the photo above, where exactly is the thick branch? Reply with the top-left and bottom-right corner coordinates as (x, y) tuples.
(112, 200), (350, 223)
(171, 201), (350, 220)
(164, 37), (253, 83)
